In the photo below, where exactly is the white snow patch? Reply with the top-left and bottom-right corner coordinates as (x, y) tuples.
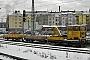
(0, 44), (90, 60)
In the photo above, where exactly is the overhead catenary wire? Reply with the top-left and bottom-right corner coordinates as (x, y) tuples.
(0, 0), (89, 11)
(0, 0), (89, 13)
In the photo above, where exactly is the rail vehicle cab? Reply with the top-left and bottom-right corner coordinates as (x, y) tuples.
(67, 25), (86, 40)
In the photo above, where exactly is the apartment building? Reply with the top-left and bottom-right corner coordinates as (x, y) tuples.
(7, 10), (90, 31)
(48, 12), (61, 25)
(35, 11), (48, 25)
(75, 11), (89, 25)
(6, 11), (23, 31)
(24, 11), (62, 32)
(27, 11), (61, 26)
(48, 13), (54, 25)
(61, 10), (76, 26)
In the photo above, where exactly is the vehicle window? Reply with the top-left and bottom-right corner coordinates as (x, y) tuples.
(80, 26), (85, 31)
(67, 26), (73, 31)
(73, 26), (78, 31)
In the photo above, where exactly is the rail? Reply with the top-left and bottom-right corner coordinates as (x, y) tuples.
(0, 52), (28, 60)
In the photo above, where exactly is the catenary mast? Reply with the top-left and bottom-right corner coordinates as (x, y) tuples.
(31, 0), (35, 35)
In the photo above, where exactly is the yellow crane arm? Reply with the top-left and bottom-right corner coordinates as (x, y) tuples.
(52, 27), (61, 37)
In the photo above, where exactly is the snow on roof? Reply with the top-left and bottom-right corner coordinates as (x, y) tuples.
(55, 14), (59, 17)
(75, 11), (90, 14)
(67, 24), (86, 26)
(61, 13), (68, 14)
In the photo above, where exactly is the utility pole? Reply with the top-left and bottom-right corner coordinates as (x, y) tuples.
(31, 0), (35, 35)
(23, 10), (26, 41)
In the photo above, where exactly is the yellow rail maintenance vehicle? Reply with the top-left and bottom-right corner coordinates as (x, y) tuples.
(24, 25), (87, 47)
(47, 25), (86, 47)
(3, 31), (23, 41)
(67, 25), (86, 40)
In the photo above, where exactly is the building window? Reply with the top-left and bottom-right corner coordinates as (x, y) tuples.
(70, 19), (71, 21)
(19, 19), (22, 21)
(19, 22), (22, 24)
(15, 19), (17, 21)
(70, 23), (72, 25)
(49, 21), (51, 23)
(56, 19), (57, 21)
(15, 22), (17, 24)
(63, 18), (64, 20)
(19, 25), (22, 27)
(70, 16), (72, 18)
(63, 21), (64, 23)
(64, 15), (66, 16)
(15, 16), (17, 17)
(53, 17), (54, 20)
(56, 23), (57, 25)
(15, 25), (17, 27)
(19, 16), (21, 17)
(49, 18), (51, 20)
(53, 21), (54, 23)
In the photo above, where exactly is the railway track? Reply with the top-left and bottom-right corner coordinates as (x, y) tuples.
(0, 52), (28, 60)
(0, 39), (90, 54)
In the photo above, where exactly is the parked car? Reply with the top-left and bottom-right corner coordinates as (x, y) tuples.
(3, 31), (9, 34)
(86, 31), (90, 36)
(0, 31), (3, 38)
(25, 31), (31, 34)
(17, 31), (22, 34)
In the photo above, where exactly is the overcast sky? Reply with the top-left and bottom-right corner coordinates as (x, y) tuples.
(0, 0), (90, 22)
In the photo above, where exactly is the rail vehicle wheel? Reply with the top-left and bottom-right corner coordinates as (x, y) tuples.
(14, 39), (18, 41)
(51, 43), (56, 46)
(39, 40), (45, 44)
(25, 39), (28, 42)
(7, 38), (9, 40)
(45, 41), (50, 45)
(79, 44), (84, 48)
(29, 39), (33, 43)
(3, 37), (4, 39)
(25, 39), (29, 42)
(38, 41), (42, 44)
(3, 37), (5, 39)
(82, 40), (86, 44)
(75, 42), (84, 48)
(26, 39), (31, 42)
(80, 39), (86, 46)
(21, 38), (24, 42)
(22, 38), (25, 42)
(19, 38), (23, 42)
(16, 39), (20, 42)
(12, 39), (14, 41)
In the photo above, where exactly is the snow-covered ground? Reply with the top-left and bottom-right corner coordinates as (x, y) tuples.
(0, 55), (13, 60)
(0, 44), (90, 60)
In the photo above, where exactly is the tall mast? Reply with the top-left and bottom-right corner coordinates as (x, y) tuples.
(31, 0), (35, 35)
